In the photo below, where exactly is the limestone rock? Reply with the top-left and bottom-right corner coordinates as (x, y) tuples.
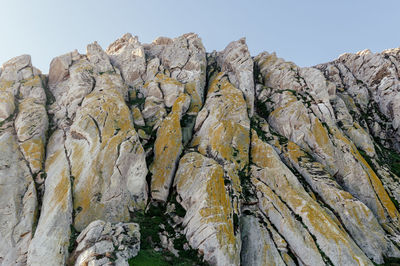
(191, 72), (250, 207)
(0, 91), (15, 122)
(71, 220), (140, 266)
(255, 52), (400, 236)
(0, 131), (37, 265)
(106, 33), (146, 88)
(66, 88), (148, 231)
(251, 131), (372, 265)
(15, 98), (48, 174)
(240, 214), (285, 266)
(27, 130), (73, 266)
(174, 152), (240, 266)
(278, 139), (400, 263)
(218, 38), (255, 116)
(151, 93), (190, 201)
(2, 33), (400, 266)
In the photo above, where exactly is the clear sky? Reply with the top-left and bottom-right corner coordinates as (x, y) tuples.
(1, 0), (399, 73)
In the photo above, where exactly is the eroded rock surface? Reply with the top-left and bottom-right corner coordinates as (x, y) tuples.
(2, 33), (400, 266)
(71, 220), (140, 266)
(0, 55), (42, 265)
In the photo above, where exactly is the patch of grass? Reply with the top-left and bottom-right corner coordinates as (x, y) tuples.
(129, 249), (205, 266)
(128, 249), (167, 266)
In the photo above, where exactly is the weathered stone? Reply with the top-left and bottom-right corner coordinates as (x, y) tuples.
(27, 130), (73, 266)
(0, 131), (37, 265)
(156, 73), (184, 108)
(66, 88), (148, 231)
(0, 91), (15, 122)
(131, 106), (145, 126)
(71, 220), (140, 266)
(1, 33), (400, 266)
(277, 139), (400, 263)
(240, 214), (285, 266)
(174, 152), (240, 266)
(48, 52), (72, 87)
(48, 53), (95, 127)
(255, 52), (400, 236)
(15, 98), (48, 174)
(0, 54), (32, 81)
(316, 48), (400, 152)
(252, 177), (324, 266)
(151, 93), (190, 201)
(251, 131), (372, 265)
(218, 38), (255, 116)
(87, 42), (114, 74)
(106, 33), (146, 89)
(191, 72), (250, 207)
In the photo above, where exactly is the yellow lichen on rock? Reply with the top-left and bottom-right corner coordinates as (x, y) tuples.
(28, 129), (73, 265)
(252, 177), (325, 266)
(20, 138), (45, 173)
(184, 82), (202, 113)
(191, 72), (250, 201)
(0, 79), (15, 92)
(174, 152), (240, 265)
(21, 75), (42, 87)
(251, 131), (372, 265)
(0, 91), (15, 122)
(14, 98), (48, 174)
(67, 88), (147, 231)
(151, 93), (190, 201)
(333, 129), (400, 226)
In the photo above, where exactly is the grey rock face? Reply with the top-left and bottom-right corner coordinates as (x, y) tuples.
(2, 33), (400, 266)
(240, 214), (285, 266)
(0, 131), (37, 266)
(0, 55), (45, 265)
(218, 38), (255, 117)
(71, 220), (140, 266)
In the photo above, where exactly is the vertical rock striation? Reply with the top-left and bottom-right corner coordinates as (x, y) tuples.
(1, 33), (400, 265)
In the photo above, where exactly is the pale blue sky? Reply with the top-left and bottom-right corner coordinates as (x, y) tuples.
(1, 0), (399, 73)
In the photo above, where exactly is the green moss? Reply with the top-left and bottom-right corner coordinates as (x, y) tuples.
(130, 97), (146, 107)
(130, 196), (207, 265)
(68, 225), (79, 254)
(181, 114), (196, 147)
(381, 256), (400, 266)
(254, 98), (270, 119)
(128, 249), (168, 266)
(99, 70), (115, 75)
(238, 167), (253, 201)
(129, 249), (205, 266)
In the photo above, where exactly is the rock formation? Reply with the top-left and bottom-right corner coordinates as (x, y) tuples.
(1, 33), (400, 265)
